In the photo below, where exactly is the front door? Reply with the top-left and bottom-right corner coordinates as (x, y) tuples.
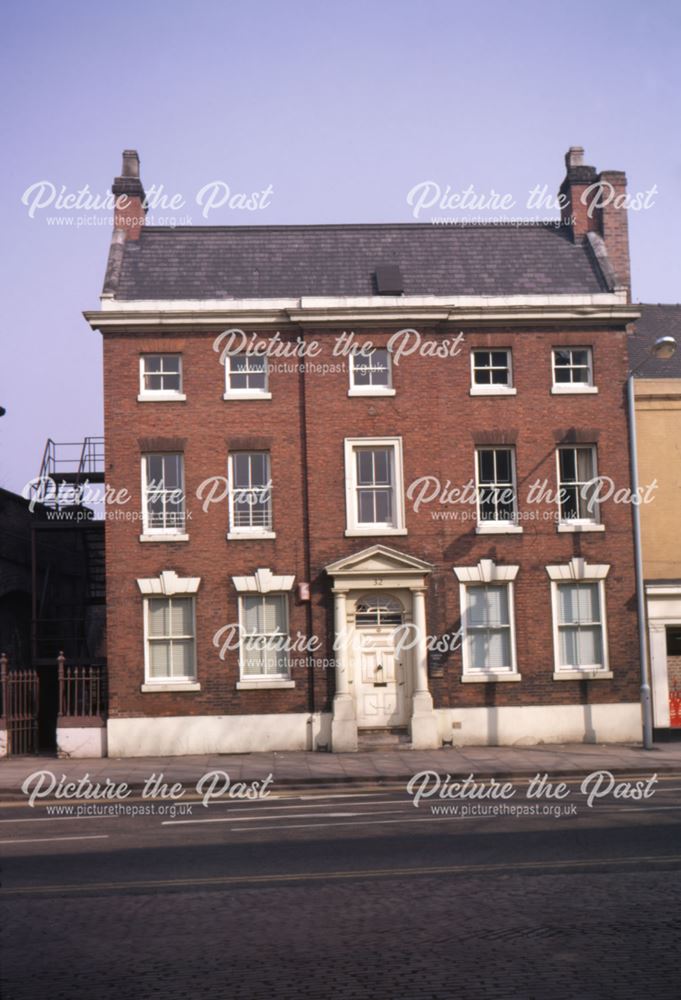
(353, 594), (408, 728)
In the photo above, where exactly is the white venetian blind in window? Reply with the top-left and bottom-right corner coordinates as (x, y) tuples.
(241, 595), (288, 676)
(148, 599), (169, 637)
(146, 597), (195, 680)
(466, 585), (512, 670)
(557, 583), (602, 667)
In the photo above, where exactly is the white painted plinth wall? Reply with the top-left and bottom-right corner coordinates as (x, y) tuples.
(435, 703), (641, 746)
(107, 712), (332, 758)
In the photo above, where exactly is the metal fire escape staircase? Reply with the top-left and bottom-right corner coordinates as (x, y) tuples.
(30, 438), (106, 663)
(34, 437), (105, 513)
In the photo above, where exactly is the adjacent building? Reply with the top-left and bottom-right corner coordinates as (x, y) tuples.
(630, 305), (681, 732)
(85, 146), (643, 757)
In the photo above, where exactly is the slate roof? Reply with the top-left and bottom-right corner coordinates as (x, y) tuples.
(108, 223), (610, 300)
(630, 304), (681, 378)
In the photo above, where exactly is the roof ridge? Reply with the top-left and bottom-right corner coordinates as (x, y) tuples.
(137, 221), (567, 234)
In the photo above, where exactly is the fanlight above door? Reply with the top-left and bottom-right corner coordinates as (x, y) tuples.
(355, 594), (404, 627)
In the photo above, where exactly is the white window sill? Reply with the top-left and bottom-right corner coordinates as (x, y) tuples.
(557, 522), (604, 533)
(551, 385), (598, 395)
(345, 527), (408, 537)
(227, 530), (276, 540)
(236, 679), (295, 690)
(461, 673), (522, 683)
(223, 391), (272, 401)
(141, 682), (201, 692)
(476, 523), (523, 535)
(469, 386), (516, 396)
(348, 387), (396, 397)
(553, 670), (613, 681)
(137, 393), (186, 402)
(139, 533), (189, 543)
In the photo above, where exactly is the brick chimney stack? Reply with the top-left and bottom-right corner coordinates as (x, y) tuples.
(112, 150), (146, 241)
(559, 146), (599, 238)
(596, 168), (630, 297)
(559, 146), (631, 299)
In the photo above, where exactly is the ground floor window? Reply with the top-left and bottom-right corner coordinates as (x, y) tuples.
(239, 594), (290, 678)
(145, 596), (196, 681)
(554, 582), (605, 670)
(462, 583), (515, 673)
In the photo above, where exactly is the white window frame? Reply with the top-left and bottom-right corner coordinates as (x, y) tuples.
(237, 592), (292, 685)
(348, 346), (396, 397)
(551, 347), (598, 394)
(555, 445), (604, 532)
(474, 447), (522, 534)
(142, 594), (197, 688)
(223, 353), (272, 400)
(547, 560), (611, 680)
(138, 354), (185, 402)
(454, 561), (520, 683)
(227, 452), (275, 540)
(140, 454), (188, 542)
(344, 437), (406, 537)
(136, 575), (201, 693)
(469, 349), (516, 396)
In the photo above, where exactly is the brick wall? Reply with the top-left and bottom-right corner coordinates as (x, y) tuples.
(102, 323), (640, 719)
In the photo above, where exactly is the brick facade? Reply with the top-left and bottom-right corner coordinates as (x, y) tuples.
(88, 146), (643, 754)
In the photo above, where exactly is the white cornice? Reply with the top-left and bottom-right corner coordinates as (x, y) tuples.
(85, 292), (639, 333)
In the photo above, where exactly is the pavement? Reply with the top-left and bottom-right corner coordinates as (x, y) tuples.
(1, 739), (681, 799)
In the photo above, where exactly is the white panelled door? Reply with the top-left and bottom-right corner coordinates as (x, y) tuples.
(354, 594), (407, 728)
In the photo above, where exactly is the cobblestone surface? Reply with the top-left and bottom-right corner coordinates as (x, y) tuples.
(2, 869), (680, 999)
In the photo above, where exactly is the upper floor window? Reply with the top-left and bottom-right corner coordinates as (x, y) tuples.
(224, 353), (271, 399)
(228, 452), (274, 537)
(145, 595), (196, 683)
(142, 454), (186, 536)
(470, 350), (516, 396)
(139, 355), (185, 401)
(239, 594), (290, 679)
(344, 437), (406, 536)
(557, 446), (600, 528)
(475, 448), (520, 532)
(551, 348), (597, 394)
(349, 348), (395, 396)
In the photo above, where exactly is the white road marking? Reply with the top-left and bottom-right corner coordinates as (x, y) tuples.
(163, 807), (409, 826)
(227, 815), (551, 833)
(0, 834), (110, 845)
(0, 815), (107, 824)
(618, 805), (681, 812)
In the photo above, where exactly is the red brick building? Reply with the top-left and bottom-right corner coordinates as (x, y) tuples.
(85, 147), (643, 757)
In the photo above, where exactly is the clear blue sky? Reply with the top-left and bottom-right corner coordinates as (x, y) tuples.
(1, 0), (680, 494)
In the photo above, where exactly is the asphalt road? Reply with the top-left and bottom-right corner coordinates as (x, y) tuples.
(1, 774), (681, 999)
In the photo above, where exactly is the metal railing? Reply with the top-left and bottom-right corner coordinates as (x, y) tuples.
(57, 653), (107, 718)
(31, 438), (105, 511)
(0, 653), (40, 755)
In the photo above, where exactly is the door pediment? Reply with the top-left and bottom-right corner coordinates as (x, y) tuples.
(325, 544), (433, 588)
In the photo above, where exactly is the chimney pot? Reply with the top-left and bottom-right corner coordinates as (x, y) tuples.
(121, 150), (140, 179)
(566, 146), (585, 169)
